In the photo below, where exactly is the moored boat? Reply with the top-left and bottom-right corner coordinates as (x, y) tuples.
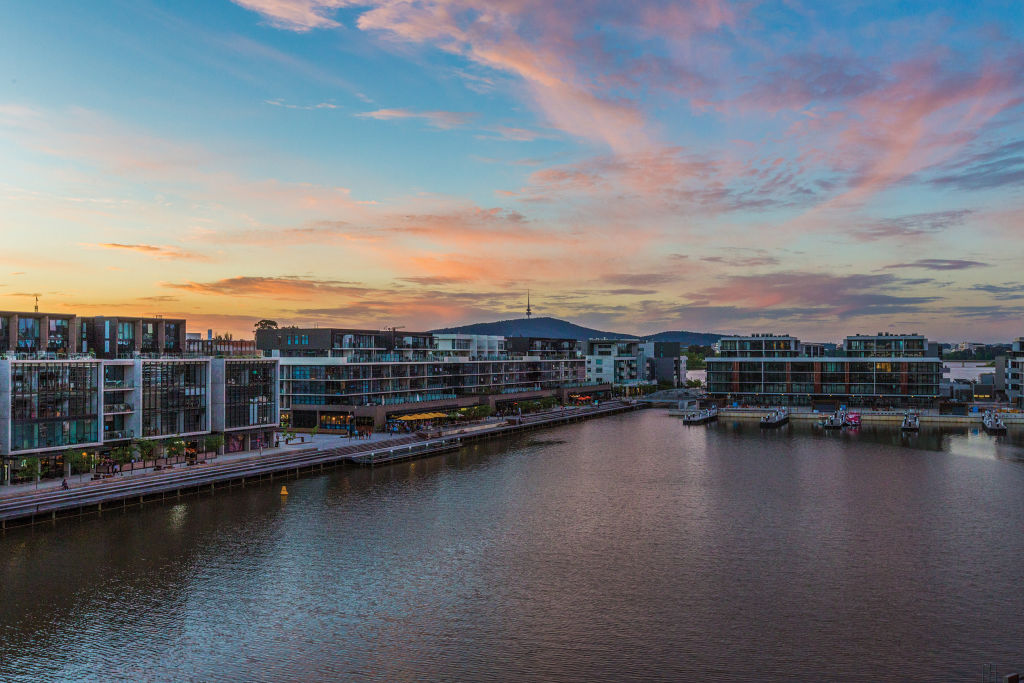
(982, 410), (1007, 434)
(844, 412), (861, 428)
(760, 407), (789, 428)
(817, 410), (847, 430)
(901, 411), (920, 431)
(682, 406), (719, 425)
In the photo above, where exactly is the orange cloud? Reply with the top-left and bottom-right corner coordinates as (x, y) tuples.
(356, 108), (475, 129)
(90, 242), (209, 261)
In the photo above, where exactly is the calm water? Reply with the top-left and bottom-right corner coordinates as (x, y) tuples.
(2, 412), (1024, 682)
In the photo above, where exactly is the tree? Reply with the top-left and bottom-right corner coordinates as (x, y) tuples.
(204, 434), (224, 458)
(134, 438), (156, 466)
(310, 425), (320, 438)
(254, 319), (278, 331)
(166, 438), (186, 461)
(18, 457), (40, 487)
(65, 449), (91, 482)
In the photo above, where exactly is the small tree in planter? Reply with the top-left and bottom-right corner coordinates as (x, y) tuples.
(18, 457), (41, 487)
(166, 438), (186, 464)
(111, 446), (132, 476)
(310, 425), (320, 438)
(203, 434), (224, 461)
(65, 449), (91, 483)
(134, 438), (156, 469)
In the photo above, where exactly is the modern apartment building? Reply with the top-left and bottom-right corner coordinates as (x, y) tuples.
(585, 339), (644, 385)
(0, 310), (279, 482)
(1006, 338), (1024, 407)
(0, 310), (185, 358)
(707, 333), (943, 408)
(256, 328), (592, 429)
(584, 339), (687, 387)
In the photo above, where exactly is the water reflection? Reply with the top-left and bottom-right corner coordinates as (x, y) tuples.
(1, 411), (1023, 682)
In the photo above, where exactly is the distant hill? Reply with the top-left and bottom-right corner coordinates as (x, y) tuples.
(431, 316), (721, 346)
(431, 316), (634, 340)
(640, 330), (721, 346)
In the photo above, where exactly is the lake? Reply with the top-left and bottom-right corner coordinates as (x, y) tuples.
(1, 411), (1023, 681)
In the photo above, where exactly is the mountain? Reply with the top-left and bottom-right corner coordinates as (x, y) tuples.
(431, 316), (721, 346)
(639, 330), (721, 346)
(431, 316), (633, 340)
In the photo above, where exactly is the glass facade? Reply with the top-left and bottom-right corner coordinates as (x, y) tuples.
(10, 362), (99, 451)
(47, 318), (71, 354)
(164, 323), (182, 352)
(17, 318), (40, 352)
(225, 361), (276, 429)
(707, 357), (942, 405)
(142, 361), (208, 436)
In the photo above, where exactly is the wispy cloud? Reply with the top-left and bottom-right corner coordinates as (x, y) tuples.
(883, 259), (989, 271)
(89, 243), (210, 261)
(356, 108), (475, 129)
(265, 98), (339, 110)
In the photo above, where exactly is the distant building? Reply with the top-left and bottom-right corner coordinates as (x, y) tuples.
(585, 339), (643, 385)
(185, 338), (258, 357)
(640, 341), (687, 387)
(1006, 339), (1024, 407)
(256, 327), (592, 430)
(584, 339), (686, 387)
(707, 332), (943, 408)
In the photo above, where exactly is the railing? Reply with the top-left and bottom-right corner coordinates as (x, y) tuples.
(103, 430), (134, 441)
(104, 403), (134, 414)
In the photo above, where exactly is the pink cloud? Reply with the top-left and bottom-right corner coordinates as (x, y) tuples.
(356, 108), (475, 129)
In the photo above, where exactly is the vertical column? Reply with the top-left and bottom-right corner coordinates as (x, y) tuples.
(39, 316), (49, 353)
(68, 316), (79, 356)
(157, 322), (167, 354)
(134, 320), (143, 354)
(8, 314), (18, 351)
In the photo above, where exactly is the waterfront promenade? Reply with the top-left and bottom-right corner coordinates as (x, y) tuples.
(0, 401), (640, 528)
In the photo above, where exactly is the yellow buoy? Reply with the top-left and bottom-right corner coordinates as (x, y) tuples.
(280, 486), (288, 496)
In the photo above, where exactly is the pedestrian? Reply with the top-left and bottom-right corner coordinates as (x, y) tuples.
(61, 478), (69, 490)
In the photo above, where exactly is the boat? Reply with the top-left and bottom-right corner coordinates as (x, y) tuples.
(901, 411), (920, 431)
(682, 406), (718, 425)
(844, 412), (862, 428)
(982, 410), (1007, 434)
(760, 407), (789, 428)
(817, 410), (846, 430)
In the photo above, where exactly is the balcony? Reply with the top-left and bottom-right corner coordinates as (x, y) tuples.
(104, 403), (134, 414)
(104, 429), (134, 441)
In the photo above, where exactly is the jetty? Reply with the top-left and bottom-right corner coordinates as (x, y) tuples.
(680, 406), (719, 425)
(0, 400), (642, 528)
(901, 412), (920, 431)
(760, 407), (789, 428)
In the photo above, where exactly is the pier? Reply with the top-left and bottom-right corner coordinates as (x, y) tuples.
(0, 401), (642, 528)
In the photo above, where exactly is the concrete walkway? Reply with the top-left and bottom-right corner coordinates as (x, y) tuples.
(0, 407), (615, 501)
(0, 431), (417, 501)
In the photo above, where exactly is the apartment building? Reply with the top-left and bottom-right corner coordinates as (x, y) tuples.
(1006, 338), (1024, 407)
(584, 339), (687, 387)
(707, 332), (943, 408)
(256, 328), (591, 429)
(0, 309), (279, 482)
(0, 310), (185, 358)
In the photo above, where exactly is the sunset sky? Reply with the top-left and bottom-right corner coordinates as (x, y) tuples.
(1, 1), (1022, 341)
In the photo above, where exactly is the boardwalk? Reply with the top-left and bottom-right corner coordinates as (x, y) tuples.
(1, 401), (641, 528)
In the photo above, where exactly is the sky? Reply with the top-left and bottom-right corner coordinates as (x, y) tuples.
(1, 0), (1022, 342)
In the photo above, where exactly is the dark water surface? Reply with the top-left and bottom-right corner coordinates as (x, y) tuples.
(2, 411), (1024, 682)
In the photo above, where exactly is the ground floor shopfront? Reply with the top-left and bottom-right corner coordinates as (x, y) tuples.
(283, 384), (613, 430)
